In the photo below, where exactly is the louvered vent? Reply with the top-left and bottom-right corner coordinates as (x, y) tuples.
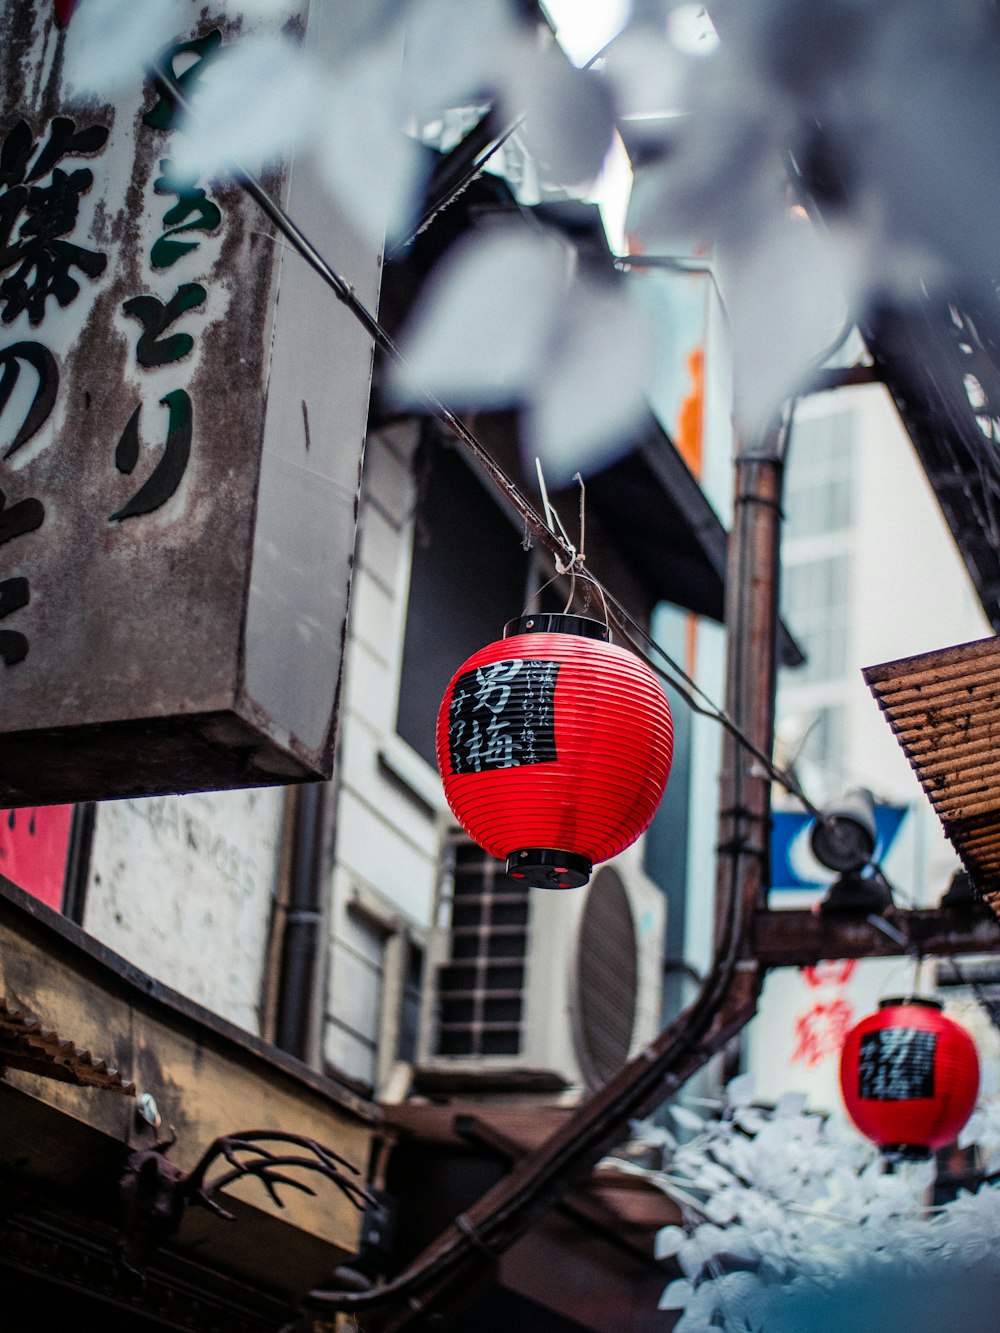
(574, 866), (638, 1087)
(435, 833), (529, 1057)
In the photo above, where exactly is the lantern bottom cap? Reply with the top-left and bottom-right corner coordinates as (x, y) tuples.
(505, 848), (592, 890)
(878, 1143), (933, 1161)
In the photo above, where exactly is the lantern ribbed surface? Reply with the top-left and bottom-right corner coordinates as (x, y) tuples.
(839, 998), (979, 1156)
(436, 616), (673, 888)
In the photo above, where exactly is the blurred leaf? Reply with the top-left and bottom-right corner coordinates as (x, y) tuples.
(775, 1092), (808, 1119)
(666, 3), (721, 58)
(602, 24), (688, 121)
(717, 212), (858, 431)
(705, 1187), (741, 1224)
(64, 0), (188, 97)
(527, 279), (651, 483)
(670, 1103), (708, 1132)
(630, 1116), (677, 1149)
(655, 1224), (687, 1259)
(314, 37), (428, 245)
(391, 226), (570, 409)
(727, 1072), (757, 1106)
(402, 0), (521, 119)
(658, 1277), (694, 1310)
(511, 49), (617, 189)
(171, 34), (316, 180)
(221, 0), (299, 15)
(693, 1161), (737, 1190)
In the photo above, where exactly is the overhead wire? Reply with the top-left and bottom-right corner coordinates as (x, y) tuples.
(574, 567), (820, 814)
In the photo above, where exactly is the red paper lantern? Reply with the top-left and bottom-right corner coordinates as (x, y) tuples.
(436, 613), (674, 889)
(839, 997), (979, 1156)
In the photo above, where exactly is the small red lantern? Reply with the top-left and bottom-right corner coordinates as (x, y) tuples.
(436, 613), (674, 889)
(839, 997), (979, 1157)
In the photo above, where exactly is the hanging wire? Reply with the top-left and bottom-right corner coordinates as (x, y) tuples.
(575, 471), (586, 565)
(573, 565), (820, 815)
(147, 61), (815, 816)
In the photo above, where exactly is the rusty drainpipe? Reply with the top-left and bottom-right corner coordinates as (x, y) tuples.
(713, 419), (787, 1027)
(274, 781), (326, 1063)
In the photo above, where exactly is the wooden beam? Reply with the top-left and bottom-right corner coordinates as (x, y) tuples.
(751, 906), (1000, 968)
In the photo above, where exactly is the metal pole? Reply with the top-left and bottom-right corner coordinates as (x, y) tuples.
(713, 427), (785, 1028)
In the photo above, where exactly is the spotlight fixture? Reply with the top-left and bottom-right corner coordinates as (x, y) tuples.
(809, 787), (877, 874)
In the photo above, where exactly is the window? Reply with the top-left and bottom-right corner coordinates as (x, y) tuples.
(327, 901), (428, 1091)
(397, 939), (424, 1066)
(795, 703), (846, 781)
(328, 904), (390, 1088)
(781, 553), (852, 685)
(435, 834), (528, 1057)
(784, 410), (854, 540)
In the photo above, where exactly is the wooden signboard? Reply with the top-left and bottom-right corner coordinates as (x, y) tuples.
(0, 2), (380, 804)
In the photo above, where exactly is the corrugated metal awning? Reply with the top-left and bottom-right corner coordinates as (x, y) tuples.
(0, 995), (135, 1094)
(864, 635), (1000, 913)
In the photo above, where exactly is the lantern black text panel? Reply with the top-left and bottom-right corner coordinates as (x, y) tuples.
(858, 1028), (937, 1101)
(448, 659), (560, 774)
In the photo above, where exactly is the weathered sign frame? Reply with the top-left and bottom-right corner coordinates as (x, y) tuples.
(0, 2), (380, 804)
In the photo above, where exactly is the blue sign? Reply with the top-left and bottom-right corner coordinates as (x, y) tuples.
(770, 805), (908, 892)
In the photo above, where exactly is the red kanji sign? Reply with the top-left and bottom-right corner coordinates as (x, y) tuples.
(803, 959), (858, 989)
(792, 997), (856, 1068)
(0, 804), (72, 908)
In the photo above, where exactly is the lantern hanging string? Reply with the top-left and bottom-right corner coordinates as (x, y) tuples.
(575, 565), (819, 816)
(533, 461), (609, 626)
(534, 456), (579, 572)
(147, 61), (815, 819)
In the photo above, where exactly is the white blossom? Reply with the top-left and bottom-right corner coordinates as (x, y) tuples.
(625, 1088), (1000, 1333)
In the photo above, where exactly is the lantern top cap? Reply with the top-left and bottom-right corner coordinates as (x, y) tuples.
(504, 613), (610, 642)
(878, 995), (943, 1011)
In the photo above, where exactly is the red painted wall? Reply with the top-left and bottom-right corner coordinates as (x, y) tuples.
(0, 805), (73, 909)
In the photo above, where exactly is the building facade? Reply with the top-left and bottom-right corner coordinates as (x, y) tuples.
(0, 6), (725, 1327)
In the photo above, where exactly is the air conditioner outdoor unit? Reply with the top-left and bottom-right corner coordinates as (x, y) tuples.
(415, 831), (666, 1096)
